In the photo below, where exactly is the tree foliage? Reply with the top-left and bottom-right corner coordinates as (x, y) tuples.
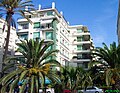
(0, 39), (60, 93)
(92, 42), (120, 89)
(0, 0), (34, 61)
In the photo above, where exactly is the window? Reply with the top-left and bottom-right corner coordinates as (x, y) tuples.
(77, 29), (82, 33)
(19, 34), (28, 40)
(77, 45), (82, 50)
(77, 54), (82, 59)
(47, 23), (52, 28)
(34, 22), (40, 28)
(60, 37), (62, 43)
(47, 11), (53, 16)
(62, 49), (64, 54)
(77, 36), (83, 42)
(77, 63), (82, 67)
(21, 23), (29, 29)
(33, 32), (40, 40)
(18, 57), (25, 63)
(86, 87), (96, 90)
(83, 62), (88, 68)
(62, 39), (64, 44)
(46, 32), (53, 40)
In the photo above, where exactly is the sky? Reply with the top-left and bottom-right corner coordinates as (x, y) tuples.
(33, 0), (118, 47)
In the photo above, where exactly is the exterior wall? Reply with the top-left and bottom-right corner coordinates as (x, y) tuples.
(17, 8), (71, 66)
(69, 26), (93, 68)
(16, 2), (94, 68)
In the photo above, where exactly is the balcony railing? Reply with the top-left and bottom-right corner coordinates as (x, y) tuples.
(73, 49), (91, 53)
(73, 41), (91, 45)
(72, 58), (91, 62)
(73, 32), (90, 36)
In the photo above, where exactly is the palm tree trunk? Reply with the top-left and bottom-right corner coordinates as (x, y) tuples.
(3, 19), (11, 61)
(1, 14), (12, 77)
(43, 75), (46, 93)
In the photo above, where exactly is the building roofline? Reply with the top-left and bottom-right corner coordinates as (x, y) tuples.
(68, 25), (84, 28)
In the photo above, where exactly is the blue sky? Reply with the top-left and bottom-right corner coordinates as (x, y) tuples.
(33, 0), (118, 47)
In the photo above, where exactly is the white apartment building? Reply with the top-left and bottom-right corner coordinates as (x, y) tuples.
(69, 26), (94, 68)
(16, 2), (94, 68)
(0, 18), (17, 73)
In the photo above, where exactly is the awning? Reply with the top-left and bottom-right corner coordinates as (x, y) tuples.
(39, 78), (52, 84)
(41, 19), (53, 24)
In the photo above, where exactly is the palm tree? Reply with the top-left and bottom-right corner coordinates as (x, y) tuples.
(54, 66), (74, 93)
(0, 0), (34, 61)
(0, 39), (60, 93)
(67, 67), (81, 92)
(88, 65), (105, 87)
(53, 66), (69, 93)
(92, 42), (120, 89)
(56, 66), (91, 93)
(76, 67), (93, 90)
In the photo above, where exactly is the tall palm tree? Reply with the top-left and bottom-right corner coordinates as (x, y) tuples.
(92, 42), (120, 89)
(0, 0), (34, 61)
(0, 39), (60, 93)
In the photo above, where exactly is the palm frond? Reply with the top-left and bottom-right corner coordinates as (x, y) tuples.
(38, 49), (59, 64)
(30, 75), (35, 93)
(19, 78), (28, 93)
(19, 70), (28, 81)
(9, 78), (19, 93)
(35, 76), (39, 93)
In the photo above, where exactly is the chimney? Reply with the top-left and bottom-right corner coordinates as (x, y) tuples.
(52, 2), (55, 9)
(67, 21), (69, 25)
(60, 11), (63, 15)
(39, 4), (41, 10)
(25, 6), (28, 11)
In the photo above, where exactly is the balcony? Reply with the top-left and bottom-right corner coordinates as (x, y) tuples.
(73, 41), (91, 45)
(73, 32), (90, 36)
(17, 25), (29, 33)
(17, 18), (28, 23)
(15, 52), (22, 56)
(17, 29), (29, 33)
(73, 49), (90, 53)
(44, 39), (54, 43)
(41, 26), (53, 31)
(72, 58), (91, 62)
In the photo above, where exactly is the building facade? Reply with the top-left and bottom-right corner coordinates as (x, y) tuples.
(69, 26), (94, 68)
(16, 2), (94, 68)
